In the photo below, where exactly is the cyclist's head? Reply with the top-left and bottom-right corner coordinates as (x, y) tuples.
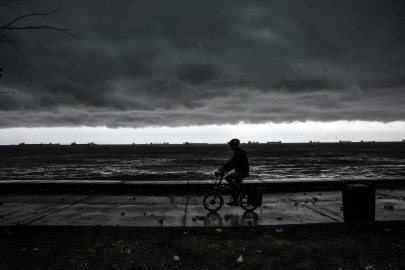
(227, 138), (240, 147)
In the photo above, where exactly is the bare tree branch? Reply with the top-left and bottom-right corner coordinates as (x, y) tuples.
(0, 2), (22, 15)
(0, 31), (26, 59)
(0, 33), (17, 43)
(7, 26), (80, 39)
(0, 2), (80, 76)
(0, 63), (11, 73)
(1, 5), (63, 29)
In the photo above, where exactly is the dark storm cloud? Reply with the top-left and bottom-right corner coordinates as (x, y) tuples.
(1, 0), (405, 128)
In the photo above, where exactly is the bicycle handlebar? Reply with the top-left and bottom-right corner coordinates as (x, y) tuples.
(215, 170), (225, 185)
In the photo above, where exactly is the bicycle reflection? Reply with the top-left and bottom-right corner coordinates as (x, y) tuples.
(203, 211), (259, 226)
(204, 212), (222, 226)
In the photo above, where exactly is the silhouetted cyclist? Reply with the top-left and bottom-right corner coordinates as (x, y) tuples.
(218, 138), (250, 206)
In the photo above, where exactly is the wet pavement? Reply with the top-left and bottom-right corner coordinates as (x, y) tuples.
(1, 188), (404, 227)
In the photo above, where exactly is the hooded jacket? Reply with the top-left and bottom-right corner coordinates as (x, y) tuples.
(222, 147), (250, 172)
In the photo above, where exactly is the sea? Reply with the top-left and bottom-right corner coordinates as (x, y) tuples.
(1, 143), (404, 181)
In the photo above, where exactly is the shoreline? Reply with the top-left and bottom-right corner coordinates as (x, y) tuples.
(2, 140), (405, 146)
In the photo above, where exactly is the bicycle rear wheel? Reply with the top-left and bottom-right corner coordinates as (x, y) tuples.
(239, 191), (258, 211)
(203, 192), (224, 212)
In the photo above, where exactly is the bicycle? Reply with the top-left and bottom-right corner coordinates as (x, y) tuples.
(202, 171), (263, 212)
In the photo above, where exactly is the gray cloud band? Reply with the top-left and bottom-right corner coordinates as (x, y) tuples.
(1, 0), (405, 128)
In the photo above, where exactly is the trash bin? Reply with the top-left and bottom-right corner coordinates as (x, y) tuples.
(342, 182), (375, 222)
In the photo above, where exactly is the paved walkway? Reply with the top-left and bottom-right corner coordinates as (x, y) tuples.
(1, 188), (404, 227)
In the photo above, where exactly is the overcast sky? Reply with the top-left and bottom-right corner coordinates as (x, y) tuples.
(1, 0), (405, 143)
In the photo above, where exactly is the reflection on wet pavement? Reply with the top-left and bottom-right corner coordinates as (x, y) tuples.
(1, 189), (404, 227)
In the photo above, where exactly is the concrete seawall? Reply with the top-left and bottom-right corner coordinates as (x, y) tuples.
(1, 177), (404, 192)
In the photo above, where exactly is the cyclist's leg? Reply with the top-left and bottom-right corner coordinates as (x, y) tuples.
(225, 173), (239, 205)
(225, 173), (241, 192)
(226, 172), (248, 206)
(226, 172), (249, 193)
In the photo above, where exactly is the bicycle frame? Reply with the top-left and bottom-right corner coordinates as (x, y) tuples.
(203, 170), (260, 212)
(213, 172), (234, 195)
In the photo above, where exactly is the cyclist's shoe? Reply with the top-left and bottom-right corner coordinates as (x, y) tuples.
(227, 196), (239, 206)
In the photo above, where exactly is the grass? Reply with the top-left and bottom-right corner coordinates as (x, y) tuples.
(1, 221), (404, 270)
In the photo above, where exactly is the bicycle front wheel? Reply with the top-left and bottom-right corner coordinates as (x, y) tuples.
(203, 192), (224, 212)
(239, 191), (258, 212)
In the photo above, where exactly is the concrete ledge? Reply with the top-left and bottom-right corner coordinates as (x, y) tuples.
(0, 177), (404, 192)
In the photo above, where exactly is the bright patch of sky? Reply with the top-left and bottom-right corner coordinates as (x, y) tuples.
(2, 121), (404, 145)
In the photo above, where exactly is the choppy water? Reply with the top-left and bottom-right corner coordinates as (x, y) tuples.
(1, 143), (404, 181)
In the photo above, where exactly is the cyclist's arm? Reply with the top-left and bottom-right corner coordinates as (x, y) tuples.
(221, 156), (234, 172)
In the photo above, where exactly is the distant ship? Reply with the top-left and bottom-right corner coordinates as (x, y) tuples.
(71, 142), (77, 146)
(309, 141), (320, 143)
(339, 140), (352, 143)
(360, 140), (375, 143)
(18, 142), (25, 146)
(267, 141), (282, 144)
(87, 142), (97, 146)
(247, 141), (259, 144)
